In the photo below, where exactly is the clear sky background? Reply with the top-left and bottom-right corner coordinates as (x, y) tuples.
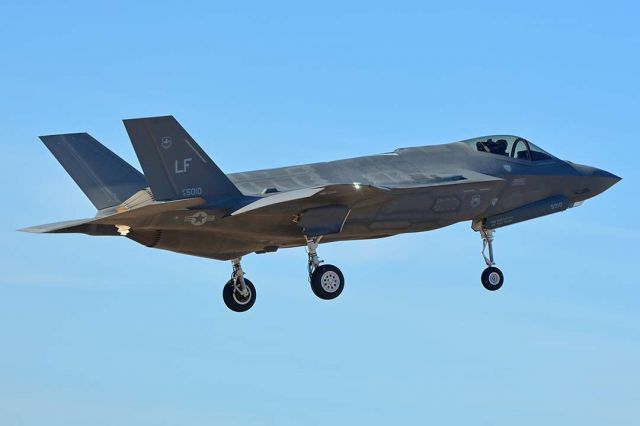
(1, 1), (638, 425)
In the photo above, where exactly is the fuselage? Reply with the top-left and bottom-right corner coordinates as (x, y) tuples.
(127, 135), (619, 260)
(25, 119), (623, 312)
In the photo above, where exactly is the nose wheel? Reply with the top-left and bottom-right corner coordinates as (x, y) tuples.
(481, 266), (504, 291)
(477, 225), (505, 291)
(306, 237), (345, 300)
(222, 257), (257, 312)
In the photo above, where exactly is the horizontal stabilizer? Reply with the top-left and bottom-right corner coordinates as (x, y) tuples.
(40, 133), (148, 210)
(19, 197), (206, 234)
(91, 197), (206, 225)
(19, 218), (98, 234)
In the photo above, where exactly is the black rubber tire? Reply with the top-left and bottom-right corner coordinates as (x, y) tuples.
(481, 266), (504, 291)
(223, 278), (256, 312)
(310, 264), (345, 300)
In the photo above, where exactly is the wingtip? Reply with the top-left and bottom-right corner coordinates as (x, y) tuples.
(123, 115), (175, 124)
(38, 132), (91, 142)
(17, 226), (44, 233)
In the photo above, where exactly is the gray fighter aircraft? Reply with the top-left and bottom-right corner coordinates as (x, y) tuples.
(21, 116), (620, 311)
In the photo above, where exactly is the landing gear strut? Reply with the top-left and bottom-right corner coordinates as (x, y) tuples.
(222, 257), (256, 312)
(306, 237), (345, 300)
(478, 226), (504, 291)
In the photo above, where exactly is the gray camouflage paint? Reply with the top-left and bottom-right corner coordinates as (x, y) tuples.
(23, 116), (620, 262)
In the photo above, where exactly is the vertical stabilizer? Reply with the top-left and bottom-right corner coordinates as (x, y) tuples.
(123, 116), (242, 203)
(40, 133), (148, 210)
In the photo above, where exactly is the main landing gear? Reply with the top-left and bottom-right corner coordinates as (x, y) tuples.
(221, 239), (345, 312)
(222, 257), (257, 312)
(306, 237), (345, 300)
(478, 227), (505, 291)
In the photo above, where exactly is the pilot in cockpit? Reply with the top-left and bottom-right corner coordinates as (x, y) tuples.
(494, 139), (508, 156)
(477, 138), (508, 156)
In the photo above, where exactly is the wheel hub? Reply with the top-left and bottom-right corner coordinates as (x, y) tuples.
(488, 271), (501, 285)
(233, 286), (252, 305)
(320, 271), (341, 293)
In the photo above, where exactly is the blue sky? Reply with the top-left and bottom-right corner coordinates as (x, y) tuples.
(1, 1), (638, 424)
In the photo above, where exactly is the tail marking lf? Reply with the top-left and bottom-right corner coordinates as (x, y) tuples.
(175, 158), (192, 174)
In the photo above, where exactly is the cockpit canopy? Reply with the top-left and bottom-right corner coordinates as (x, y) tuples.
(462, 135), (554, 161)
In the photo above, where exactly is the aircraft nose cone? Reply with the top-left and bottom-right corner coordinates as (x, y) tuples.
(593, 168), (622, 183)
(595, 170), (621, 195)
(571, 164), (621, 200)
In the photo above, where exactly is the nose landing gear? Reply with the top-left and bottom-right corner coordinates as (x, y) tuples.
(477, 225), (504, 291)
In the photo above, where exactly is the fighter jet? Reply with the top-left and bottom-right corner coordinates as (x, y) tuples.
(21, 116), (620, 312)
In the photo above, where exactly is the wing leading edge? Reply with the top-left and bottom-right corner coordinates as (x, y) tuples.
(230, 171), (504, 216)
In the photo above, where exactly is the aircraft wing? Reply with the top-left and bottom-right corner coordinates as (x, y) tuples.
(230, 186), (383, 216)
(229, 171), (504, 236)
(229, 184), (386, 236)
(231, 171), (503, 216)
(377, 170), (503, 189)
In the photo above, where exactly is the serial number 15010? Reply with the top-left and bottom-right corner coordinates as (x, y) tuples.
(182, 187), (203, 197)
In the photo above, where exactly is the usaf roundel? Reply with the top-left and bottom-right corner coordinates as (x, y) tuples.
(185, 211), (208, 226)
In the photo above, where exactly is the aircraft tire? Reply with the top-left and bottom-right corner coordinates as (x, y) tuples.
(310, 264), (345, 300)
(481, 267), (504, 291)
(223, 278), (256, 312)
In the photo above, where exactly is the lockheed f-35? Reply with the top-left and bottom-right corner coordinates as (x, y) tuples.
(21, 116), (620, 311)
